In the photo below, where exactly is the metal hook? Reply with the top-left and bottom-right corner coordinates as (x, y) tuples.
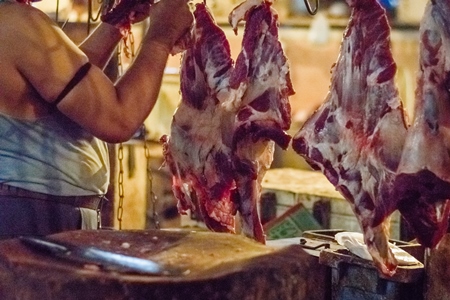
(304, 0), (319, 15)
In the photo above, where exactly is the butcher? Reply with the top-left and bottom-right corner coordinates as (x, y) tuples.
(0, 0), (193, 239)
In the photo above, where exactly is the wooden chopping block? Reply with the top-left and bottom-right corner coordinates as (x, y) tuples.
(425, 233), (450, 300)
(0, 229), (328, 300)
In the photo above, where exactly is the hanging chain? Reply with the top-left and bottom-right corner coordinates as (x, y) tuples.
(144, 139), (160, 229)
(116, 40), (125, 230)
(116, 26), (136, 229)
(117, 143), (125, 229)
(117, 39), (124, 73)
(122, 30), (135, 59)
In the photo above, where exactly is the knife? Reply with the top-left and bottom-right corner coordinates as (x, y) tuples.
(19, 236), (180, 276)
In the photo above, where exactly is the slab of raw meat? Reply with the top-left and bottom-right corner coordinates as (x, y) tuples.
(161, 3), (237, 233)
(162, 1), (294, 243)
(393, 0), (450, 248)
(227, 1), (294, 243)
(292, 0), (408, 276)
(101, 0), (156, 35)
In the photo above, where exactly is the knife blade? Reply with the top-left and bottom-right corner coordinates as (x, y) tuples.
(19, 236), (180, 276)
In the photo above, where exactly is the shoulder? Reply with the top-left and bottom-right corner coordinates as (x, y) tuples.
(0, 3), (61, 60)
(0, 2), (51, 31)
(0, 2), (86, 69)
(0, 2), (88, 106)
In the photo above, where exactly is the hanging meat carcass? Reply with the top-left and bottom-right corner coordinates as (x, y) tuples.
(161, 3), (237, 234)
(393, 0), (450, 249)
(161, 0), (293, 243)
(227, 0), (294, 242)
(292, 0), (408, 276)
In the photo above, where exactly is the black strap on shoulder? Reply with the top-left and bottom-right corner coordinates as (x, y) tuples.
(52, 62), (92, 107)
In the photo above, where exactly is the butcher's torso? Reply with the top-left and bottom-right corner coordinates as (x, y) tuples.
(0, 111), (110, 196)
(0, 1), (109, 196)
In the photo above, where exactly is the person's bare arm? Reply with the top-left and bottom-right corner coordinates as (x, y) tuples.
(78, 1), (152, 69)
(14, 0), (193, 143)
(78, 22), (123, 69)
(59, 35), (172, 143)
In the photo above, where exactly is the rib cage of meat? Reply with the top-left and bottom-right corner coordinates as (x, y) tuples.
(292, 0), (408, 276)
(161, 1), (293, 243)
(393, 0), (450, 248)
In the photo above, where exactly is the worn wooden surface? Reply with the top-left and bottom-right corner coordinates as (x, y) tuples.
(0, 229), (329, 300)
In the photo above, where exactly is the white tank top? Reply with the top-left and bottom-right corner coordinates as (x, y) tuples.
(0, 111), (109, 196)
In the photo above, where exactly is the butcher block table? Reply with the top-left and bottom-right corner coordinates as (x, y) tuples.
(0, 229), (328, 300)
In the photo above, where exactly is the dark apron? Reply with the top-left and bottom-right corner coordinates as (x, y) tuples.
(0, 184), (103, 240)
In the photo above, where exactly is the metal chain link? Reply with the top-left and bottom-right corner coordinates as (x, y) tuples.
(123, 31), (135, 59)
(116, 36), (125, 230)
(117, 40), (124, 73)
(117, 143), (125, 229)
(144, 139), (160, 229)
(115, 29), (136, 229)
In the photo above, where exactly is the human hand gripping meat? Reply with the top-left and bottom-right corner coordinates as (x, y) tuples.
(292, 0), (408, 276)
(146, 0), (195, 54)
(102, 0), (193, 54)
(101, 0), (154, 36)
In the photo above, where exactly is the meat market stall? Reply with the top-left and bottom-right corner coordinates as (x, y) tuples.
(8, 0), (450, 299)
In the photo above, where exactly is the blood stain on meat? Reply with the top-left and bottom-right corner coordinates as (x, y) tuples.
(161, 0), (293, 243)
(292, 0), (408, 276)
(161, 3), (236, 234)
(393, 0), (450, 249)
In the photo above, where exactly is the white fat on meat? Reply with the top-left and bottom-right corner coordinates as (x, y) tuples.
(393, 0), (450, 249)
(292, 0), (408, 276)
(161, 3), (237, 233)
(230, 2), (293, 243)
(162, 1), (294, 243)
